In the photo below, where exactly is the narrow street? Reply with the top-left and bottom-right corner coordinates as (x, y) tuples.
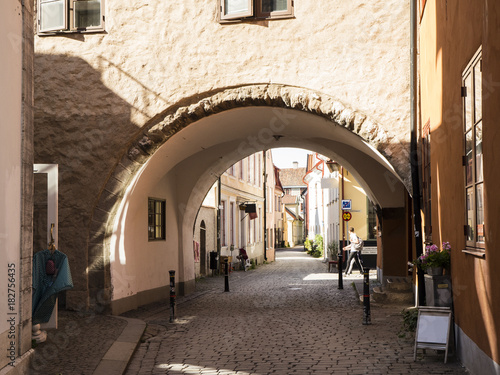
(123, 248), (468, 375)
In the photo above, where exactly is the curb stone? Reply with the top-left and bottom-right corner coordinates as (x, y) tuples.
(92, 317), (146, 375)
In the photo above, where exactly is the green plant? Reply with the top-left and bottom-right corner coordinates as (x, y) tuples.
(310, 235), (323, 258)
(327, 241), (338, 260)
(250, 259), (256, 269)
(304, 238), (313, 252)
(398, 308), (418, 338)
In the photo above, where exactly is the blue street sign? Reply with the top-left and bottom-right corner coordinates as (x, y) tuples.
(341, 199), (352, 210)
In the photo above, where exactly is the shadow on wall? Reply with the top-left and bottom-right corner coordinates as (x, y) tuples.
(33, 53), (136, 310)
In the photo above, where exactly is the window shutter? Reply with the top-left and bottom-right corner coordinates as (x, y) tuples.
(39, 0), (67, 32)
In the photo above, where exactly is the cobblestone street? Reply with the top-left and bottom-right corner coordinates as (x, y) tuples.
(123, 248), (469, 375)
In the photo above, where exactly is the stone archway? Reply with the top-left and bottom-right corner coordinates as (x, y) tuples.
(86, 84), (411, 310)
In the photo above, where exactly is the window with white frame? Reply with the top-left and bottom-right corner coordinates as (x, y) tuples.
(247, 157), (251, 183)
(258, 208), (262, 242)
(219, 0), (294, 21)
(221, 200), (227, 246)
(38, 0), (104, 33)
(239, 160), (244, 180)
(229, 202), (235, 246)
(463, 47), (484, 250)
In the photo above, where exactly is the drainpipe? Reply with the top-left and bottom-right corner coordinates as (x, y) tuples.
(217, 177), (221, 273)
(263, 151), (267, 261)
(341, 166), (345, 251)
(410, 0), (425, 305)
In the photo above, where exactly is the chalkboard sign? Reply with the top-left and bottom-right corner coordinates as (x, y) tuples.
(414, 306), (452, 363)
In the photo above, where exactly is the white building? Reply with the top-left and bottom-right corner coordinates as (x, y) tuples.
(1, 0), (35, 371)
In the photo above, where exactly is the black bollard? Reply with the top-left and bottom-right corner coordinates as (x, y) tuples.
(224, 258), (230, 292)
(169, 270), (176, 322)
(338, 251), (343, 289)
(362, 268), (371, 325)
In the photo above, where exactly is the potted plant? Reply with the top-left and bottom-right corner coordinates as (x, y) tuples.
(412, 242), (451, 276)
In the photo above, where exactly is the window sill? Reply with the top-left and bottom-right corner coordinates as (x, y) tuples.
(218, 15), (295, 24)
(462, 248), (485, 259)
(38, 29), (106, 36)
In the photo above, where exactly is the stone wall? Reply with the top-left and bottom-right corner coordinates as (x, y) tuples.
(34, 0), (411, 309)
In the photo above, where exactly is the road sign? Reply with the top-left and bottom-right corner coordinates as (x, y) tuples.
(341, 199), (352, 210)
(342, 211), (352, 221)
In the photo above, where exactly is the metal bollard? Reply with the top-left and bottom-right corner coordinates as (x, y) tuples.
(362, 268), (371, 325)
(224, 258), (230, 292)
(338, 251), (343, 290)
(169, 270), (176, 322)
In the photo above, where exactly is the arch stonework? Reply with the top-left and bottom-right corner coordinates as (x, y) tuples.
(87, 84), (410, 309)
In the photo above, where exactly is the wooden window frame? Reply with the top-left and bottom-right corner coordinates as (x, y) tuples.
(462, 46), (484, 252)
(221, 200), (227, 246)
(422, 120), (432, 242)
(239, 160), (244, 180)
(38, 0), (105, 34)
(229, 202), (235, 246)
(148, 198), (166, 241)
(220, 0), (253, 21)
(219, 0), (294, 22)
(256, 0), (294, 19)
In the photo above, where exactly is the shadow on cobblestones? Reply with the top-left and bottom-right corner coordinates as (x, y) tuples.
(123, 248), (470, 375)
(28, 309), (127, 375)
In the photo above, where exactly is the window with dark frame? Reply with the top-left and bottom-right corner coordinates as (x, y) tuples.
(422, 120), (432, 242)
(220, 0), (294, 21)
(366, 199), (377, 240)
(463, 47), (484, 250)
(38, 0), (104, 34)
(148, 198), (165, 241)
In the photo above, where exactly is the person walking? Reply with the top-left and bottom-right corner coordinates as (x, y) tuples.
(344, 227), (364, 275)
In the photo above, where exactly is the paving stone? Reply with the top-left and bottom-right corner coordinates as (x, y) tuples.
(122, 247), (469, 375)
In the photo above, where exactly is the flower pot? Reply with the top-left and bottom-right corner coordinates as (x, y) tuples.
(427, 266), (443, 276)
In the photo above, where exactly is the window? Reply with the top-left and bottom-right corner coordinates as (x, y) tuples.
(221, 201), (227, 246)
(247, 217), (251, 244)
(227, 164), (235, 176)
(422, 120), (432, 241)
(229, 202), (235, 246)
(220, 0), (293, 21)
(148, 198), (165, 241)
(239, 160), (244, 180)
(257, 154), (261, 187)
(366, 199), (377, 240)
(253, 154), (257, 185)
(38, 0), (104, 33)
(247, 157), (251, 183)
(258, 208), (262, 242)
(463, 47), (484, 249)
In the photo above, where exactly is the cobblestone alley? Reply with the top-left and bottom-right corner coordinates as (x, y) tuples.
(123, 248), (469, 375)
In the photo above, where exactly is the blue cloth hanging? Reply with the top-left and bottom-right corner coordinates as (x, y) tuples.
(32, 249), (73, 324)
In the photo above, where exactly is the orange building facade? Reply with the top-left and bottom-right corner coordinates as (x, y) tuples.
(418, 1), (500, 372)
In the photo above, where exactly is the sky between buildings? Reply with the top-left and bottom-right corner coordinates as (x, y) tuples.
(271, 148), (312, 169)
